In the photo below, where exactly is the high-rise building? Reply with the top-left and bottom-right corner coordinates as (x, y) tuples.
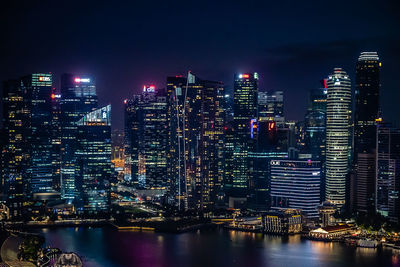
(124, 85), (169, 190)
(167, 74), (225, 209)
(232, 73), (258, 200)
(76, 105), (111, 214)
(304, 81), (328, 202)
(2, 80), (31, 217)
(247, 118), (288, 210)
(304, 83), (327, 160)
(22, 74), (59, 200)
(60, 74), (98, 203)
(124, 95), (141, 185)
(376, 123), (400, 223)
(2, 74), (61, 216)
(270, 159), (321, 220)
(325, 68), (351, 209)
(354, 52), (380, 155)
(354, 52), (381, 214)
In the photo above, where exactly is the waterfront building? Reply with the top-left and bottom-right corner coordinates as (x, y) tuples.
(263, 209), (302, 234)
(76, 105), (111, 214)
(376, 123), (400, 223)
(231, 73), (258, 201)
(354, 52), (381, 214)
(270, 159), (321, 219)
(309, 224), (353, 239)
(325, 68), (351, 209)
(60, 74), (98, 203)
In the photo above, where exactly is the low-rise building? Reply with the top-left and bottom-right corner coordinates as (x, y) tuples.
(263, 209), (302, 234)
(309, 224), (353, 239)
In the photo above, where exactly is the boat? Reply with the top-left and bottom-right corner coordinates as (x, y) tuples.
(357, 239), (379, 248)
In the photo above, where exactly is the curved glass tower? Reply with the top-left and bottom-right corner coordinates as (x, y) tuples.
(325, 68), (351, 209)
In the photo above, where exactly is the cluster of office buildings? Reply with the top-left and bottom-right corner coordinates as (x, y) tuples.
(1, 51), (399, 224)
(1, 74), (111, 218)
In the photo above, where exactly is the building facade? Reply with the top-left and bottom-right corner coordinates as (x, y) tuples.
(354, 52), (381, 214)
(60, 74), (98, 203)
(270, 159), (321, 219)
(232, 73), (258, 200)
(325, 68), (351, 209)
(76, 105), (111, 214)
(376, 123), (400, 223)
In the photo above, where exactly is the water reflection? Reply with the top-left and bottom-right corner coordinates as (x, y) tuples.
(35, 227), (397, 267)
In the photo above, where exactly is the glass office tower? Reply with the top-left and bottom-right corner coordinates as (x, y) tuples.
(60, 74), (98, 203)
(76, 105), (111, 214)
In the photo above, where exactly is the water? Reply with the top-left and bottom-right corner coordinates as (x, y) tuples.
(36, 227), (400, 267)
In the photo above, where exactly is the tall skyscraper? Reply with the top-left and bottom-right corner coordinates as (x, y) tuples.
(354, 52), (380, 155)
(325, 68), (351, 209)
(166, 74), (225, 209)
(304, 81), (328, 202)
(76, 105), (111, 214)
(2, 80), (31, 217)
(354, 52), (381, 213)
(124, 85), (169, 190)
(2, 74), (61, 216)
(22, 73), (59, 200)
(124, 95), (141, 185)
(60, 74), (98, 203)
(231, 73), (258, 201)
(270, 159), (321, 220)
(376, 123), (400, 223)
(304, 83), (327, 160)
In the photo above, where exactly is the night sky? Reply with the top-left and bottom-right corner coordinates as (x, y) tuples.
(1, 0), (400, 129)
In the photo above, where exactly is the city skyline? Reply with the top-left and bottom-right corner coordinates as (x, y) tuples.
(2, 2), (400, 266)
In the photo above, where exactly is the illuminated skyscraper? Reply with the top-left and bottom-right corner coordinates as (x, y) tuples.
(60, 74), (98, 203)
(124, 85), (169, 190)
(231, 73), (258, 202)
(2, 74), (61, 216)
(325, 68), (351, 209)
(248, 119), (288, 210)
(76, 105), (111, 214)
(270, 159), (321, 219)
(124, 95), (141, 185)
(21, 74), (59, 200)
(304, 83), (327, 160)
(167, 74), (225, 209)
(354, 52), (380, 155)
(2, 80), (31, 217)
(354, 52), (381, 213)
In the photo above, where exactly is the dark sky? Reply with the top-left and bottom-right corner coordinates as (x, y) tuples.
(1, 0), (400, 129)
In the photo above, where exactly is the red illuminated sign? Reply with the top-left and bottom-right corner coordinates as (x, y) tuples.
(268, 121), (276, 131)
(74, 77), (91, 83)
(242, 74), (249, 78)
